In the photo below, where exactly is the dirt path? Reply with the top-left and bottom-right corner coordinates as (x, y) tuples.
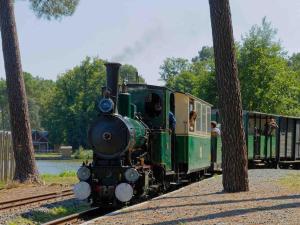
(0, 183), (71, 202)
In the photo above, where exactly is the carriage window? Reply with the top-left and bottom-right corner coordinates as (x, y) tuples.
(189, 100), (196, 132)
(201, 105), (207, 132)
(287, 119), (294, 158)
(196, 103), (202, 132)
(207, 107), (211, 133)
(296, 120), (300, 159)
(261, 117), (267, 135)
(248, 116), (255, 135)
(280, 118), (287, 157)
(145, 93), (162, 118)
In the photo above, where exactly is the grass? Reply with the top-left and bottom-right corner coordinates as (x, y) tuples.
(0, 171), (78, 190)
(35, 153), (62, 158)
(7, 204), (90, 225)
(0, 181), (5, 190)
(278, 173), (300, 191)
(7, 217), (34, 225)
(41, 171), (78, 185)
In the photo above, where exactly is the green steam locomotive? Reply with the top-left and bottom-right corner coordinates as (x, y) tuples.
(73, 62), (300, 206)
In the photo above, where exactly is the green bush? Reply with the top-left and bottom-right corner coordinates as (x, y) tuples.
(73, 146), (93, 159)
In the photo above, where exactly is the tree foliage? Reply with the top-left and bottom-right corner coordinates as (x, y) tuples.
(119, 64), (145, 84)
(41, 57), (106, 148)
(0, 58), (145, 148)
(0, 73), (54, 130)
(160, 18), (300, 116)
(238, 18), (300, 115)
(40, 58), (145, 148)
(0, 79), (10, 130)
(192, 46), (214, 62)
(289, 53), (300, 75)
(159, 57), (191, 81)
(166, 71), (197, 94)
(163, 47), (217, 106)
(29, 0), (80, 20)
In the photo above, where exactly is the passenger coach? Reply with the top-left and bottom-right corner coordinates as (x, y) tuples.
(211, 110), (300, 169)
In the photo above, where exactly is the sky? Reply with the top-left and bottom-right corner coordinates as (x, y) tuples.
(0, 0), (300, 85)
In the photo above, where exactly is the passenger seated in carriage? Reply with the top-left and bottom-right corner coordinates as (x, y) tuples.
(264, 117), (278, 136)
(189, 110), (197, 132)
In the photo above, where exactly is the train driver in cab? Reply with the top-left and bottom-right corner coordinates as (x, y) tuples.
(211, 121), (221, 137)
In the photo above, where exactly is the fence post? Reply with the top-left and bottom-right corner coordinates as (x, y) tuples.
(0, 132), (3, 181)
(0, 131), (15, 182)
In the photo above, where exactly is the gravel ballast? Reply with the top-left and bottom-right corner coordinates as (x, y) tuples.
(85, 169), (300, 225)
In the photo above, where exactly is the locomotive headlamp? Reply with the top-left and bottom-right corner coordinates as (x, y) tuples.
(124, 168), (139, 183)
(115, 183), (133, 202)
(73, 181), (91, 200)
(77, 166), (91, 181)
(98, 98), (114, 113)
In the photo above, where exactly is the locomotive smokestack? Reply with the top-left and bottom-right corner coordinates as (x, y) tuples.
(105, 62), (122, 112)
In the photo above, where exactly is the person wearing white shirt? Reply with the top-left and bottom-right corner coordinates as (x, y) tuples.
(211, 121), (221, 137)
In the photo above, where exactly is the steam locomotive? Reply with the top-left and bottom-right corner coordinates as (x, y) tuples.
(73, 63), (300, 206)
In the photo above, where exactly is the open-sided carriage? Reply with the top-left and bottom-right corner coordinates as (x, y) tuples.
(211, 110), (300, 169)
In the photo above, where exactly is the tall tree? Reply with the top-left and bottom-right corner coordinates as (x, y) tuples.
(166, 71), (197, 94)
(209, 0), (248, 192)
(192, 46), (214, 62)
(42, 58), (146, 148)
(0, 0), (79, 182)
(42, 57), (107, 148)
(0, 0), (38, 182)
(159, 57), (191, 81)
(238, 18), (300, 115)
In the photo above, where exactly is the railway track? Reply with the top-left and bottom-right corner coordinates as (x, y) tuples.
(0, 189), (73, 211)
(43, 207), (105, 225)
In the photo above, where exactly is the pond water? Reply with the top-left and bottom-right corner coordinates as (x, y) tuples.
(36, 160), (82, 174)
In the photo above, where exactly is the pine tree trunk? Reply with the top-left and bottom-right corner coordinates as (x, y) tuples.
(0, 0), (39, 182)
(209, 0), (249, 192)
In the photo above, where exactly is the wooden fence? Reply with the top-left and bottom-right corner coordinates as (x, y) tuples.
(0, 131), (15, 181)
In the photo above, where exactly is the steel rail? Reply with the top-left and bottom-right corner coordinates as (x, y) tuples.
(0, 189), (73, 211)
